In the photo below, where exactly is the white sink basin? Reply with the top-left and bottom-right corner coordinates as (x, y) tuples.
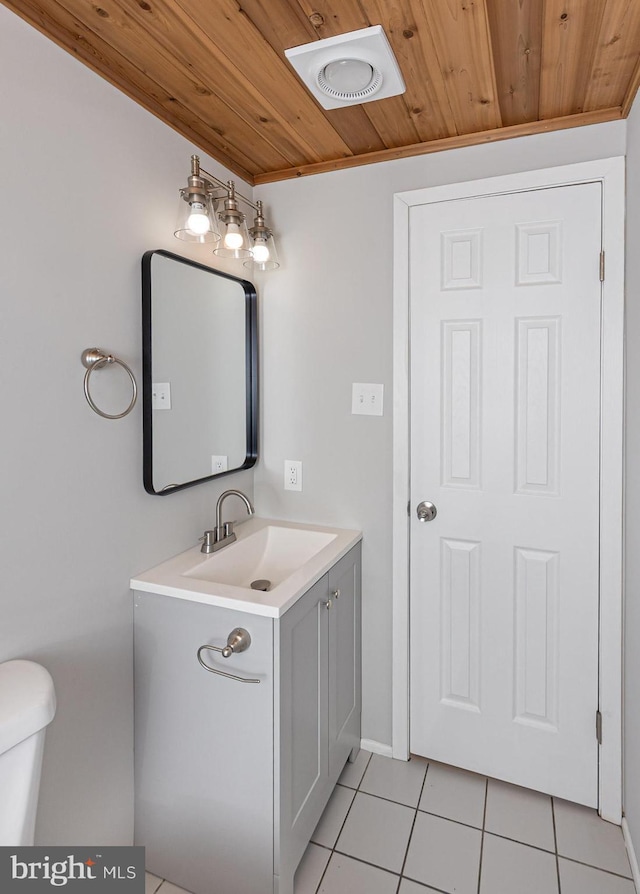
(183, 525), (336, 590)
(131, 517), (362, 617)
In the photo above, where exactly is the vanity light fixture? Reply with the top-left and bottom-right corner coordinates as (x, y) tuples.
(174, 155), (280, 270)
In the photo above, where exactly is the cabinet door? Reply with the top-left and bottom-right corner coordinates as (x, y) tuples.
(328, 544), (362, 780)
(277, 575), (329, 885)
(134, 593), (275, 894)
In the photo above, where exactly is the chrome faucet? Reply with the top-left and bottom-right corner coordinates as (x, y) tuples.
(201, 489), (255, 553)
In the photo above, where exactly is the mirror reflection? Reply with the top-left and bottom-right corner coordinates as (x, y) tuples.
(142, 250), (258, 495)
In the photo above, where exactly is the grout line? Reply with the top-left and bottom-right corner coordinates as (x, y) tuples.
(551, 797), (561, 893)
(557, 854), (636, 881)
(417, 806), (485, 833)
(353, 750), (373, 791)
(482, 829), (558, 856)
(344, 780), (484, 827)
(312, 847), (332, 894)
(477, 777), (488, 894)
(329, 849), (401, 880)
(313, 751), (374, 894)
(622, 817), (640, 893)
(340, 760), (487, 833)
(395, 759), (430, 892)
(399, 873), (454, 894)
(329, 789), (357, 850)
(352, 787), (424, 811)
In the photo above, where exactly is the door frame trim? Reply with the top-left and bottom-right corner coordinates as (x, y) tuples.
(392, 158), (625, 822)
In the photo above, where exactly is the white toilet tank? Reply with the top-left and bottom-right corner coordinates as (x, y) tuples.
(0, 660), (56, 846)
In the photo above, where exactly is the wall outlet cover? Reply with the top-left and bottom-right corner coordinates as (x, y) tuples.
(211, 455), (228, 473)
(284, 459), (303, 491)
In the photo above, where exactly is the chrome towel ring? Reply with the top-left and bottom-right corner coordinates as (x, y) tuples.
(81, 348), (137, 420)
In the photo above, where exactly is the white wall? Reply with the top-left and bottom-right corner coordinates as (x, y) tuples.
(255, 121), (627, 749)
(625, 93), (640, 847)
(0, 6), (254, 844)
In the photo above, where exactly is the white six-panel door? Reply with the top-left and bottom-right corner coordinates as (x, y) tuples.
(409, 182), (602, 806)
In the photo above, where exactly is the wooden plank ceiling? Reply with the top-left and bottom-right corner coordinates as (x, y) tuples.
(3, 0), (640, 184)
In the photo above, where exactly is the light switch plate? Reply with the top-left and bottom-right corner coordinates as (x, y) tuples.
(352, 383), (384, 416)
(152, 382), (171, 410)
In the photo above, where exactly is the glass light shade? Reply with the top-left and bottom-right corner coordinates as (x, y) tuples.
(244, 231), (280, 271)
(322, 59), (374, 93)
(214, 216), (252, 259)
(174, 192), (219, 243)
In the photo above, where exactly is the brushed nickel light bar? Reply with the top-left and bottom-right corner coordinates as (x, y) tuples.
(174, 155), (279, 271)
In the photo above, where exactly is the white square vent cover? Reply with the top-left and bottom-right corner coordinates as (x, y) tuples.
(285, 25), (405, 110)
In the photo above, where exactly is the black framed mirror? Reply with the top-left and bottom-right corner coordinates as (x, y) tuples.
(142, 250), (258, 495)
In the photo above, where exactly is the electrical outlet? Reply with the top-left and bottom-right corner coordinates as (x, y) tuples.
(152, 382), (171, 410)
(284, 459), (302, 492)
(211, 455), (228, 474)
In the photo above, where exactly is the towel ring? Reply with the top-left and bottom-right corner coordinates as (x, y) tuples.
(81, 348), (137, 420)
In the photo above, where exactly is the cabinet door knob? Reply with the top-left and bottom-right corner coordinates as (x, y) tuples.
(332, 589), (341, 600)
(325, 598), (333, 610)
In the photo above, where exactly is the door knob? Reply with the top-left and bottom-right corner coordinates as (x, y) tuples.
(416, 501), (437, 522)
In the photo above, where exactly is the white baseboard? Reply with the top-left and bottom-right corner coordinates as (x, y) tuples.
(360, 738), (393, 758)
(622, 817), (640, 890)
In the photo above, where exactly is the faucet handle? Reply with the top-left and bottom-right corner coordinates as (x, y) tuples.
(224, 521), (235, 538)
(200, 530), (216, 553)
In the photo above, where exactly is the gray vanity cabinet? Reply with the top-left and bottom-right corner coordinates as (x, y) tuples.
(134, 596), (275, 894)
(134, 542), (361, 894)
(276, 547), (361, 891)
(328, 552), (361, 777)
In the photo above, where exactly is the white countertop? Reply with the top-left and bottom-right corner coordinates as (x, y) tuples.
(130, 516), (362, 618)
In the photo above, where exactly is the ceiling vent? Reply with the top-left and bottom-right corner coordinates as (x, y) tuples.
(285, 25), (405, 110)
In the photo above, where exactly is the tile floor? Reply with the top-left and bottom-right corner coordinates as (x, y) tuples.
(145, 751), (637, 894)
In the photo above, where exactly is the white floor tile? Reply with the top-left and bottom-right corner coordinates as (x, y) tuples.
(338, 749), (372, 789)
(335, 791), (415, 873)
(485, 778), (555, 851)
(145, 872), (163, 894)
(146, 772), (639, 894)
(554, 798), (632, 877)
(404, 811), (482, 894)
(295, 843), (331, 893)
(558, 858), (637, 894)
(311, 785), (356, 848)
(479, 834), (558, 894)
(418, 760), (486, 829)
(359, 753), (428, 807)
(318, 853), (399, 894)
